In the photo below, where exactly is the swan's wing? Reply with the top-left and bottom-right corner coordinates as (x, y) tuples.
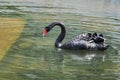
(70, 33), (92, 42)
(61, 40), (108, 50)
(71, 33), (105, 43)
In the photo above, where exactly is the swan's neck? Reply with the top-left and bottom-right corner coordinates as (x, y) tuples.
(48, 22), (66, 48)
(54, 23), (66, 47)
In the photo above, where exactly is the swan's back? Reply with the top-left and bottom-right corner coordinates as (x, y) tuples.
(70, 33), (92, 41)
(60, 33), (109, 50)
(61, 33), (92, 49)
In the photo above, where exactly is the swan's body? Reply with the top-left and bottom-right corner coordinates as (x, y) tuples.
(43, 22), (109, 50)
(61, 33), (108, 50)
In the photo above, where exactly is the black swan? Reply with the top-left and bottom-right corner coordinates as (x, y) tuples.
(43, 22), (109, 50)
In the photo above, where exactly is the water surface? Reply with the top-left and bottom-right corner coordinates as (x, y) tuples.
(0, 0), (120, 80)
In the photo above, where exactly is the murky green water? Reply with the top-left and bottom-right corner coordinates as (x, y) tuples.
(0, 0), (120, 80)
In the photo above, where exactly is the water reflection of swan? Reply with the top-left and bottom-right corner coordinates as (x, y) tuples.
(70, 53), (105, 61)
(55, 49), (107, 62)
(43, 22), (109, 50)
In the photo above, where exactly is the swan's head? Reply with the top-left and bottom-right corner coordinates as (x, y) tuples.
(43, 22), (65, 36)
(43, 26), (51, 36)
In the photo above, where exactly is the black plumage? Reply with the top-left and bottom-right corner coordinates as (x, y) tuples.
(43, 22), (109, 50)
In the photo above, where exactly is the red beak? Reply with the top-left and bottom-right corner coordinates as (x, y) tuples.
(43, 29), (47, 36)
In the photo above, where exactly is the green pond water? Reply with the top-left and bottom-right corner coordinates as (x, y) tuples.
(0, 0), (120, 80)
